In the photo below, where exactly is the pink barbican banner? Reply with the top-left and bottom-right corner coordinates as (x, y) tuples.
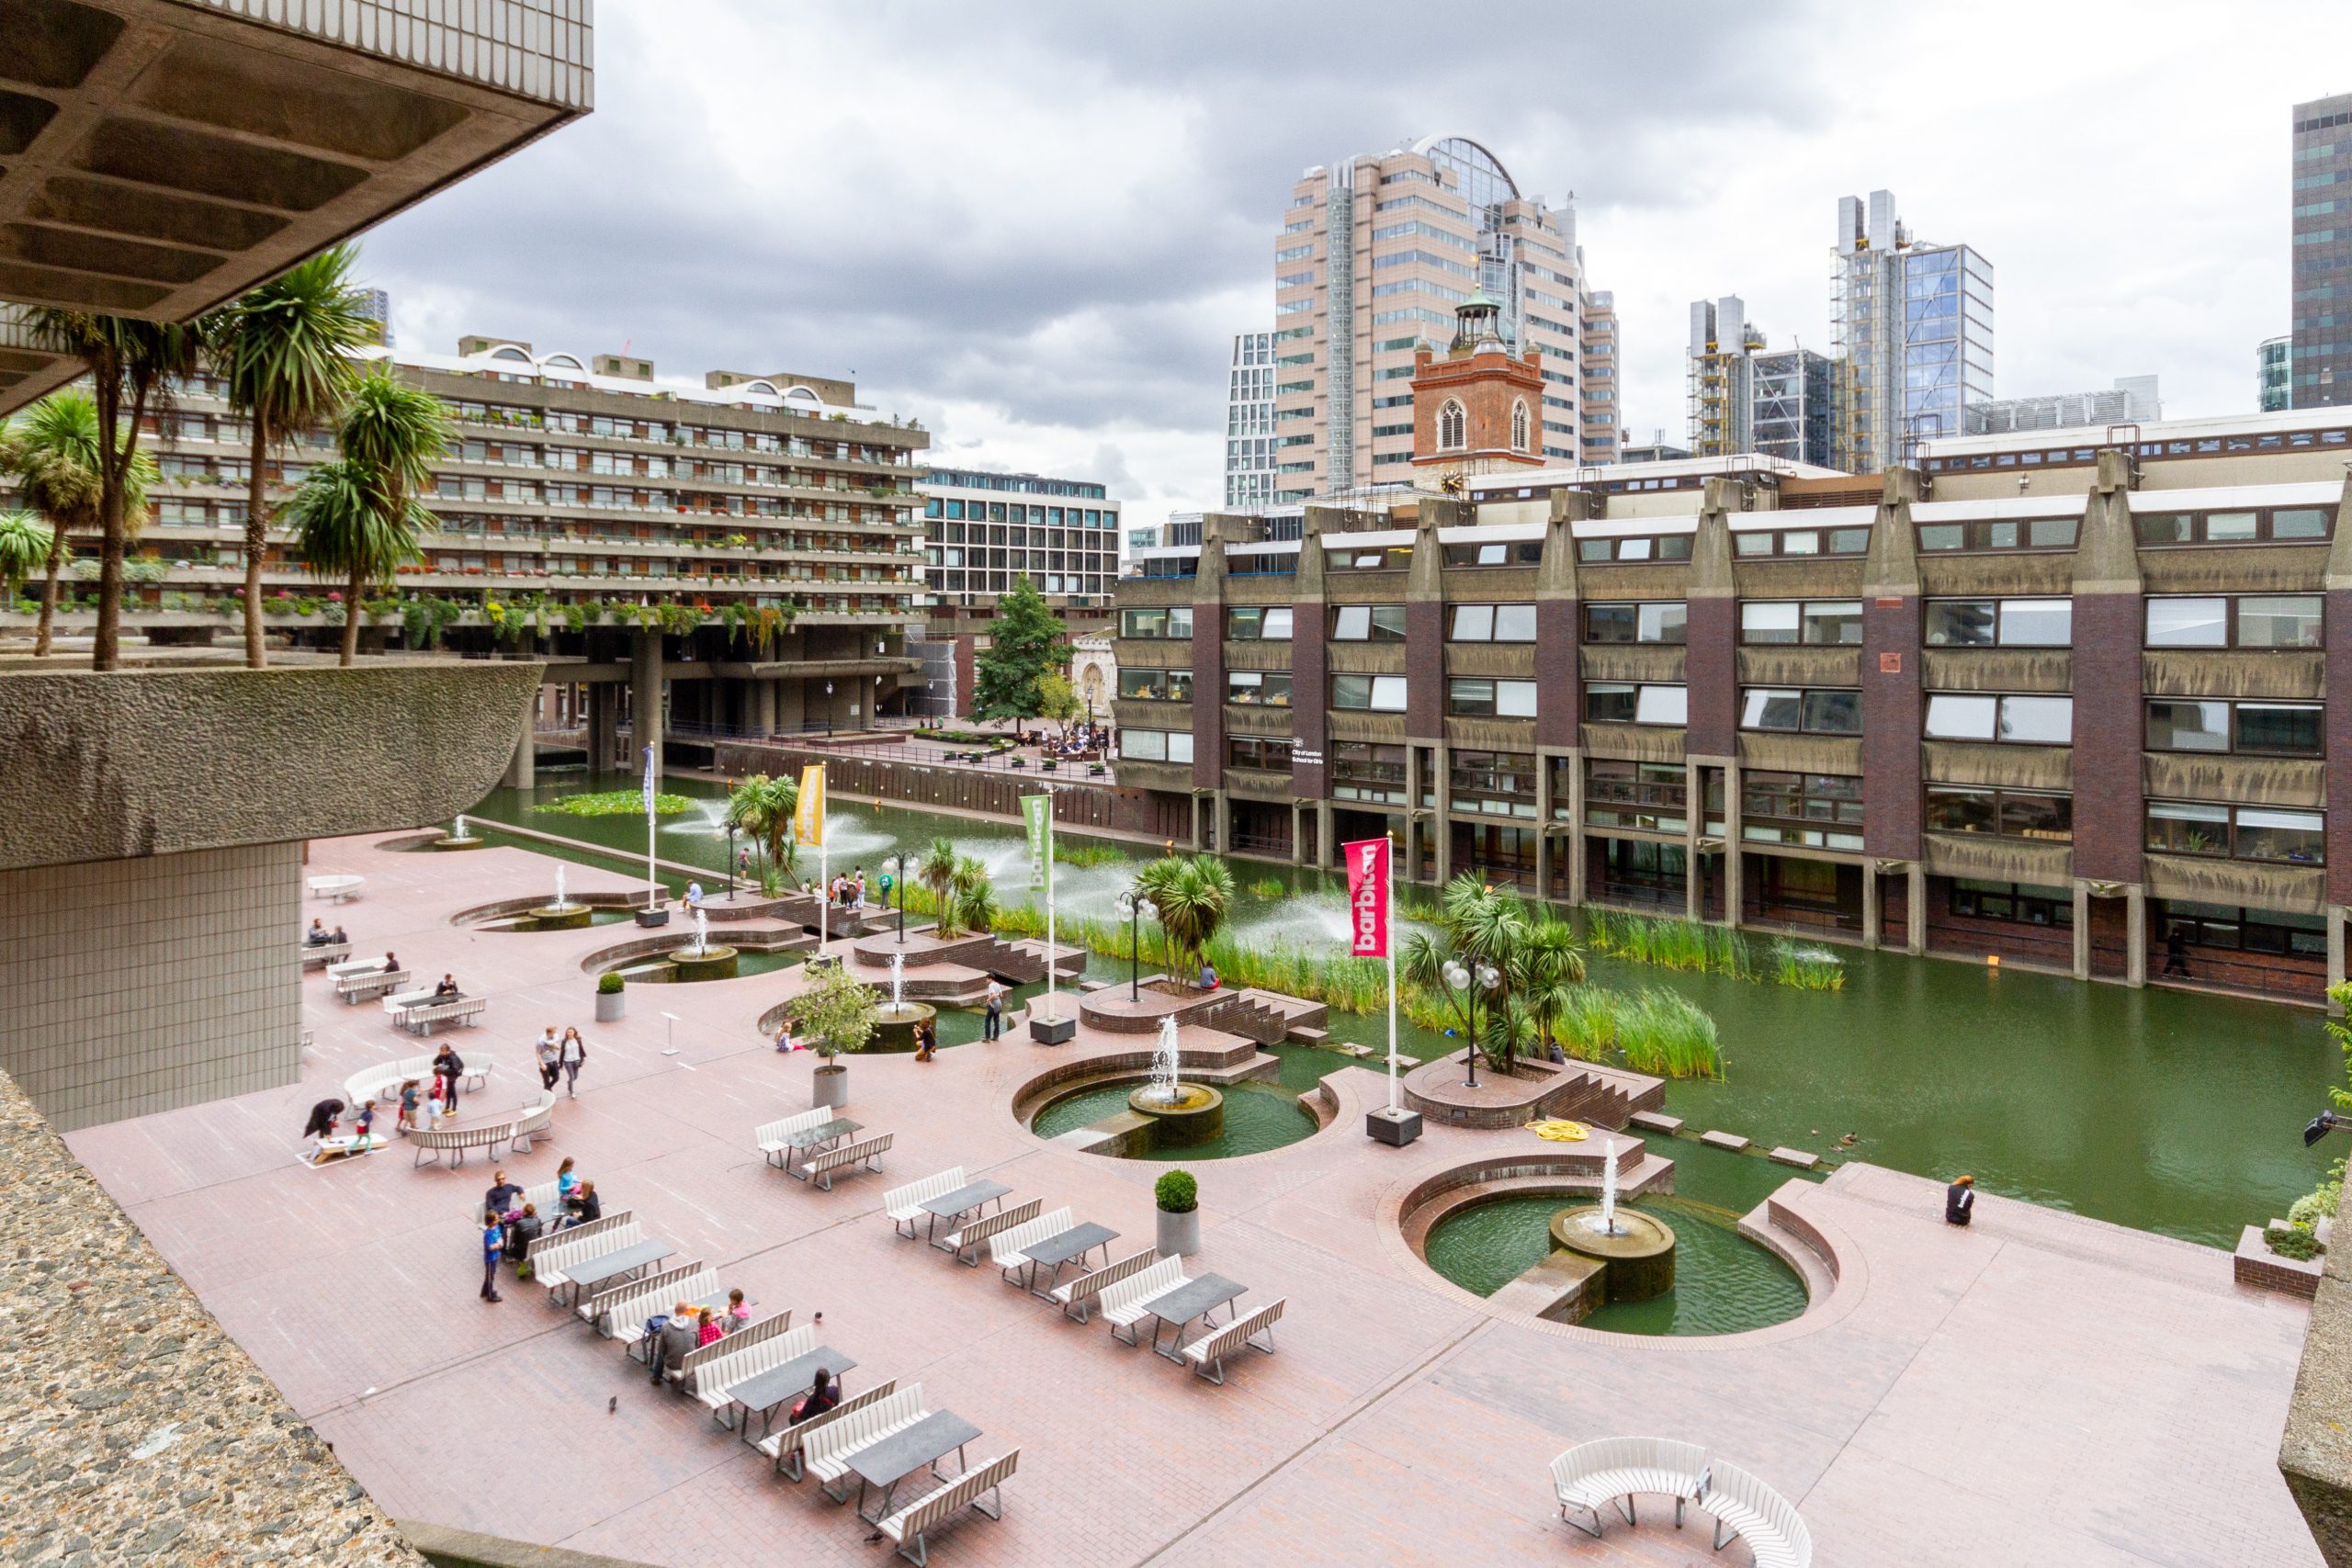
(1345, 836), (1390, 958)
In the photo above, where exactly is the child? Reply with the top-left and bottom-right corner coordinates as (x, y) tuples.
(353, 1100), (377, 1141)
(397, 1078), (422, 1134)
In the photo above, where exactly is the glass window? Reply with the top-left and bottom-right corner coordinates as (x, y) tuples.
(1227, 671), (1292, 706)
(2145, 699), (2228, 751)
(1998, 695), (2073, 744)
(1332, 674), (1407, 711)
(1925, 600), (1996, 647)
(1585, 683), (1637, 723)
(1497, 680), (1537, 717)
(1740, 603), (1800, 644)
(1585, 602), (1686, 643)
(1924, 694), (1997, 740)
(1802, 603), (1864, 645)
(2204, 511), (2258, 542)
(1448, 677), (1496, 716)
(1118, 668), (1193, 702)
(1492, 604), (1538, 641)
(2145, 801), (2231, 854)
(1331, 604), (1408, 640)
(1925, 786), (1996, 834)
(2274, 507), (2332, 539)
(1999, 599), (2072, 647)
(1635, 685), (1688, 726)
(1169, 731), (1193, 763)
(1803, 689), (1861, 734)
(1227, 606), (1293, 640)
(2146, 598), (2226, 648)
(2240, 595), (2324, 649)
(1449, 604), (1495, 641)
(1741, 688), (1803, 730)
(2234, 807), (2324, 863)
(2238, 704), (2324, 755)
(1125, 729), (1167, 761)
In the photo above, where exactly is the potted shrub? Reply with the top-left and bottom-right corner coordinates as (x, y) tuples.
(793, 958), (876, 1111)
(594, 969), (626, 1021)
(1155, 1168), (1200, 1257)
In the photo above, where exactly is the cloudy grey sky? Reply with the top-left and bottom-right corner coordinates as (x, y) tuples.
(362, 0), (2350, 529)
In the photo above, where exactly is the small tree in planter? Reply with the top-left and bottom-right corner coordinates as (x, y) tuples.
(792, 958), (877, 1110)
(1155, 1168), (1199, 1257)
(594, 969), (626, 1021)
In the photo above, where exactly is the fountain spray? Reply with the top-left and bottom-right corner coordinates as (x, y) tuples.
(693, 907), (709, 957)
(1148, 1015), (1182, 1106)
(1585, 1137), (1622, 1237)
(554, 864), (567, 912)
(889, 949), (905, 1012)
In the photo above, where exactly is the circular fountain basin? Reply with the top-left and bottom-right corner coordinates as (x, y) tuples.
(1552, 1205), (1677, 1303)
(529, 903), (594, 931)
(433, 834), (486, 852)
(667, 944), (740, 981)
(1126, 1082), (1226, 1145)
(873, 1000), (937, 1051)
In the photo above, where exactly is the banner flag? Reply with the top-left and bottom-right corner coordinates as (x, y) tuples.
(1023, 792), (1052, 888)
(640, 745), (657, 818)
(795, 763), (827, 848)
(1345, 836), (1390, 958)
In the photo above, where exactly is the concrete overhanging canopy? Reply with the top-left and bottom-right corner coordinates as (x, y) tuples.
(0, 0), (593, 412)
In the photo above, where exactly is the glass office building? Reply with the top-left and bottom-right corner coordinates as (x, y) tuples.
(2292, 94), (2352, 408)
(1832, 190), (1994, 469)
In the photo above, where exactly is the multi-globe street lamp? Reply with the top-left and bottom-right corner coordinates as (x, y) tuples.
(1114, 888), (1160, 1004)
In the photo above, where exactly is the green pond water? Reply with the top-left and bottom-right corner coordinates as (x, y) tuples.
(1029, 1078), (1320, 1158)
(459, 770), (2344, 1249)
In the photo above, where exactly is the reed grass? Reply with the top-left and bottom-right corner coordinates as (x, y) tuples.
(1580, 907), (1754, 978)
(1247, 875), (1289, 899)
(1055, 841), (1127, 869)
(1770, 941), (1848, 991)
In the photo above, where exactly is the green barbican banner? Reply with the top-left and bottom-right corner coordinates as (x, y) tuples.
(1023, 792), (1052, 888)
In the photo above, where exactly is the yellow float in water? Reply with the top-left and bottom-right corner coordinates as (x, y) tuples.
(1527, 1118), (1589, 1142)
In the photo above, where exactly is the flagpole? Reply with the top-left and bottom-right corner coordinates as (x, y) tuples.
(642, 745), (658, 913)
(1044, 790), (1057, 1022)
(1385, 835), (1399, 1113)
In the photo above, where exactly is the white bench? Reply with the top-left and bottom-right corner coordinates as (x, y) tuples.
(804, 1133), (890, 1191)
(1699, 1460), (1811, 1567)
(525, 1208), (629, 1265)
(978, 1205), (1069, 1281)
(941, 1199), (1043, 1269)
(1180, 1297), (1283, 1384)
(380, 987), (435, 1015)
(396, 995), (485, 1035)
(307, 874), (364, 902)
(876, 1449), (1017, 1566)
(755, 1108), (837, 1168)
(470, 1177), (563, 1228)
(672, 1309), (792, 1399)
(1049, 1247), (1160, 1325)
(1097, 1254), (1187, 1347)
(1548, 1437), (1709, 1539)
(758, 1377), (898, 1481)
(509, 1092), (557, 1154)
(533, 1215), (645, 1306)
(300, 942), (351, 970)
(584, 1263), (718, 1347)
(300, 1132), (386, 1168)
(326, 956), (388, 979)
(336, 968), (411, 1004)
(405, 1120), (508, 1168)
(884, 1167), (967, 1238)
(350, 1053), (492, 1110)
(695, 1322), (817, 1426)
(802, 1382), (933, 1505)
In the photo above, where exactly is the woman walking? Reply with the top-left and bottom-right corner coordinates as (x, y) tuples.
(560, 1027), (588, 1097)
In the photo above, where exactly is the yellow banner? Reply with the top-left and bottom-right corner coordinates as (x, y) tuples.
(795, 763), (826, 847)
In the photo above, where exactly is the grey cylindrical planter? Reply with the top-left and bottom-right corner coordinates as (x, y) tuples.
(811, 1065), (849, 1110)
(594, 989), (626, 1022)
(1156, 1208), (1199, 1257)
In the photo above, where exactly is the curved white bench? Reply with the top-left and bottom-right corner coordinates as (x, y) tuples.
(884, 1167), (966, 1238)
(1097, 1254), (1186, 1347)
(1699, 1460), (1811, 1567)
(509, 1092), (557, 1154)
(347, 1052), (492, 1110)
(877, 1449), (1016, 1566)
(1181, 1297), (1283, 1384)
(1548, 1437), (1708, 1538)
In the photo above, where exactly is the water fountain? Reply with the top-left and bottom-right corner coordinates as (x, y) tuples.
(1125, 1015), (1224, 1145)
(870, 947), (936, 1050)
(668, 903), (739, 979)
(435, 812), (484, 852)
(1547, 1137), (1677, 1304)
(527, 862), (592, 928)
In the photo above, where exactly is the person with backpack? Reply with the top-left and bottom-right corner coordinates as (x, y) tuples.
(650, 1303), (700, 1385)
(504, 1202), (544, 1265)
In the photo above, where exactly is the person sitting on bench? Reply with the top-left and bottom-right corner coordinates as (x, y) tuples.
(306, 919), (333, 946)
(434, 973), (460, 998)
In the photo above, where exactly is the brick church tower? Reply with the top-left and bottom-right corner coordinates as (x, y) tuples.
(1411, 292), (1546, 490)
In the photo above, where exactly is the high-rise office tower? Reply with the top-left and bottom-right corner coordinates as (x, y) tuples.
(1687, 296), (1840, 468)
(1687, 296), (1763, 456)
(1224, 331), (1277, 507)
(1831, 189), (1994, 469)
(1269, 136), (1611, 501)
(2292, 94), (2352, 407)
(2261, 333), (2293, 412)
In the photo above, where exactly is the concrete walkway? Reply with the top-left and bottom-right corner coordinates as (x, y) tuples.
(62, 833), (2323, 1568)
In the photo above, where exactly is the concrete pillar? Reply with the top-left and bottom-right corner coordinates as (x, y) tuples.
(1533, 756), (1555, 900)
(753, 679), (778, 738)
(1566, 760), (1586, 908)
(2126, 885), (2148, 987)
(2073, 884), (2093, 980)
(1290, 803), (1306, 865)
(1684, 759), (1704, 922)
(1431, 743), (1452, 886)
(1905, 863), (1925, 954)
(588, 682), (617, 772)
(2329, 907), (2346, 1017)
(503, 709), (536, 788)
(630, 631), (664, 770)
(1720, 762), (1743, 928)
(1314, 800), (1335, 870)
(1862, 866), (1882, 950)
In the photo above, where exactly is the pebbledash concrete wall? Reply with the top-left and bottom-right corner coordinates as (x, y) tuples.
(0, 843), (302, 1133)
(0, 1068), (426, 1565)
(2283, 1177), (2352, 1563)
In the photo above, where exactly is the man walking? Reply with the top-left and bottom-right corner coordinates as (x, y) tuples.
(983, 979), (1005, 1042)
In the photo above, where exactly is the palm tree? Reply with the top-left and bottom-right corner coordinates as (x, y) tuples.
(919, 837), (960, 932)
(278, 461), (420, 664)
(216, 243), (370, 669)
(723, 773), (799, 887)
(0, 512), (53, 603)
(25, 310), (204, 669)
(1135, 853), (1233, 984)
(950, 854), (995, 937)
(293, 370), (448, 663)
(2, 392), (98, 656)
(1402, 874), (1587, 1074)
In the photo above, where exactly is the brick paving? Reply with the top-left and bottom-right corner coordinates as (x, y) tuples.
(61, 833), (2325, 1568)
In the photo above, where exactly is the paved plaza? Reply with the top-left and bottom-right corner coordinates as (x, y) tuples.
(61, 835), (2326, 1567)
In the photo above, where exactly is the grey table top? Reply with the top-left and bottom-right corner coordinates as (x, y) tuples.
(726, 1346), (858, 1417)
(849, 1409), (981, 1491)
(564, 1239), (674, 1293)
(1022, 1222), (1118, 1269)
(1144, 1272), (1244, 1326)
(783, 1117), (862, 1147)
(921, 1179), (1012, 1219)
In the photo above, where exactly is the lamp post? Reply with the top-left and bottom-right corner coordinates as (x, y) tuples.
(724, 818), (739, 903)
(1439, 956), (1500, 1089)
(1115, 888), (1159, 1004)
(824, 680), (834, 741)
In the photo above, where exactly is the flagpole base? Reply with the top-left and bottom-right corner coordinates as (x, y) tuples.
(1365, 1106), (1422, 1146)
(634, 908), (672, 929)
(1027, 1014), (1076, 1045)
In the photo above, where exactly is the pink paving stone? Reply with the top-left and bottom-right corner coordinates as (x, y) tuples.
(60, 832), (2327, 1568)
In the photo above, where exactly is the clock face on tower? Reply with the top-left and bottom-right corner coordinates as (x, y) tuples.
(1440, 469), (1465, 495)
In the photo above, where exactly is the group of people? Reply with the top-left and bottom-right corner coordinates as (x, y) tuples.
(532, 1025), (592, 1096)
(304, 919), (349, 947)
(480, 1158), (602, 1302)
(300, 1041), (469, 1152)
(644, 1288), (755, 1382)
(821, 869), (868, 910)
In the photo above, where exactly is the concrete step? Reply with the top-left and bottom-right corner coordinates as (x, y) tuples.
(1700, 1130), (1752, 1153)
(1769, 1146), (1820, 1170)
(1628, 1110), (1683, 1135)
(1286, 1025), (1328, 1045)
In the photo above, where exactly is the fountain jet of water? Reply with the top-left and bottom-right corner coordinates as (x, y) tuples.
(889, 950), (905, 1012)
(553, 864), (568, 912)
(1148, 1015), (1182, 1106)
(1583, 1137), (1622, 1236)
(694, 907), (709, 957)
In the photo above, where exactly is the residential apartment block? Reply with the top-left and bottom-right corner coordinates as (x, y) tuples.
(2294, 92), (2352, 408)
(1267, 136), (1615, 502)
(1832, 189), (1994, 469)
(1114, 408), (2352, 1004)
(1224, 331), (1279, 508)
(78, 337), (929, 758)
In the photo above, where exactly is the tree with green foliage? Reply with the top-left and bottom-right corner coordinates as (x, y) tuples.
(278, 372), (447, 664)
(724, 773), (801, 886)
(215, 243), (372, 669)
(1135, 853), (1234, 985)
(0, 512), (52, 602)
(790, 957), (878, 1063)
(1401, 874), (1588, 1073)
(1035, 670), (1083, 740)
(25, 310), (204, 669)
(919, 837), (962, 934)
(951, 854), (997, 936)
(972, 574), (1069, 723)
(0, 391), (137, 656)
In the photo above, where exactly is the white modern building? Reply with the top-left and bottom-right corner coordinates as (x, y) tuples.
(1225, 330), (1278, 507)
(1832, 189), (1995, 469)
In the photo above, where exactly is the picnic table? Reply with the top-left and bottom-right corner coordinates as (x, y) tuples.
(782, 1117), (862, 1179)
(1143, 1273), (1246, 1361)
(561, 1239), (675, 1300)
(849, 1409), (980, 1524)
(727, 1346), (860, 1443)
(327, 957), (388, 978)
(921, 1179), (1012, 1248)
(1019, 1222), (1119, 1298)
(382, 988), (436, 1015)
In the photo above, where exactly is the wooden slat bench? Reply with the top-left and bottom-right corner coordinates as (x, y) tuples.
(755, 1108), (837, 1168)
(395, 995), (485, 1035)
(671, 1309), (791, 1402)
(876, 1449), (1018, 1566)
(757, 1376), (896, 1481)
(883, 1167), (966, 1238)
(941, 1199), (1041, 1269)
(336, 968), (412, 1004)
(1179, 1297), (1283, 1383)
(804, 1133), (890, 1191)
(1049, 1247), (1161, 1325)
